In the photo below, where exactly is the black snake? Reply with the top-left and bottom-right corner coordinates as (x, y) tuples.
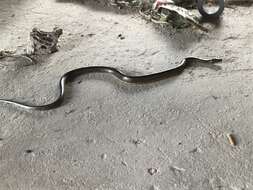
(0, 57), (221, 111)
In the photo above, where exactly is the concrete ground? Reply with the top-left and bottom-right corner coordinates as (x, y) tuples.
(0, 0), (253, 189)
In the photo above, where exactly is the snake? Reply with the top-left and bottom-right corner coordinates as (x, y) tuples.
(0, 57), (221, 111)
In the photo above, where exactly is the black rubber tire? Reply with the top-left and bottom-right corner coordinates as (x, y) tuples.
(197, 0), (224, 19)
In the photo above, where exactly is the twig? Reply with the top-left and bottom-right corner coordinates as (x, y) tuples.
(227, 134), (237, 146)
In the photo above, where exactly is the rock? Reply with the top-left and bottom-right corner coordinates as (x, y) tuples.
(150, 185), (160, 190)
(30, 27), (63, 55)
(148, 168), (158, 175)
(121, 161), (128, 166)
(101, 153), (107, 160)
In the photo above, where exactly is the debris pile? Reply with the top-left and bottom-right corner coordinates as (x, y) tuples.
(0, 27), (63, 64)
(108, 0), (252, 31)
(109, 0), (142, 8)
(109, 0), (223, 32)
(139, 2), (209, 32)
(29, 27), (63, 55)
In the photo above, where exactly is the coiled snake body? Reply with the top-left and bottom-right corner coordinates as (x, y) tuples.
(0, 57), (221, 111)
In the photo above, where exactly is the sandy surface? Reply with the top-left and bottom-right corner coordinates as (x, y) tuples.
(0, 0), (253, 189)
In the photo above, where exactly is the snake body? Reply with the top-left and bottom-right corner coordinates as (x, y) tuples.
(0, 57), (221, 111)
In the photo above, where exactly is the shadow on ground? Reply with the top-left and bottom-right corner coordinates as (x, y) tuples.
(56, 0), (123, 13)
(55, 0), (214, 49)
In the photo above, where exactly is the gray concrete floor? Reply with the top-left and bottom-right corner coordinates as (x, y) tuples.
(0, 0), (253, 189)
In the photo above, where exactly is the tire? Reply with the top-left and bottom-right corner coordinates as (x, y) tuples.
(197, 0), (224, 19)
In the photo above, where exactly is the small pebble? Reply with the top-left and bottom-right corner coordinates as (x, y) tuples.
(65, 109), (76, 115)
(212, 95), (218, 100)
(25, 149), (33, 154)
(150, 185), (160, 190)
(132, 138), (145, 146)
(189, 148), (198, 153)
(86, 138), (96, 144)
(121, 161), (128, 166)
(118, 34), (125, 40)
(101, 153), (107, 160)
(87, 33), (95, 37)
(148, 168), (158, 175)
